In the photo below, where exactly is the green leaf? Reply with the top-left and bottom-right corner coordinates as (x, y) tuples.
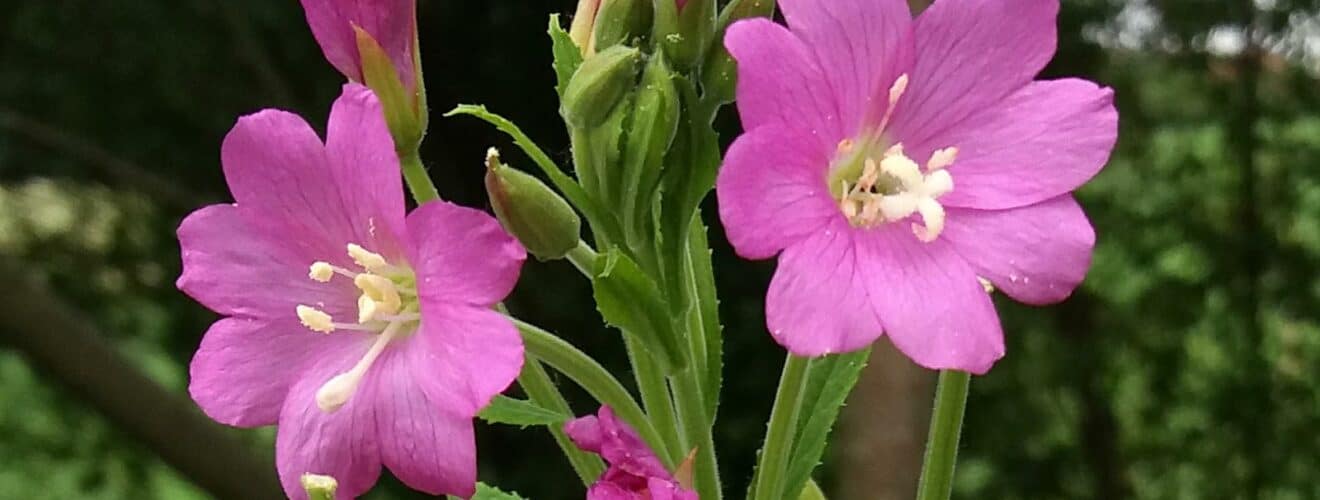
(798, 479), (827, 500)
(549, 14), (583, 98)
(782, 348), (871, 500)
(655, 77), (721, 314)
(469, 482), (528, 500)
(477, 395), (569, 428)
(444, 104), (605, 231)
(591, 248), (687, 372)
(687, 219), (723, 419)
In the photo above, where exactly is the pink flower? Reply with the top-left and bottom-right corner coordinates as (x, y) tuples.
(300, 0), (418, 89)
(716, 0), (1117, 373)
(565, 407), (697, 500)
(178, 84), (526, 498)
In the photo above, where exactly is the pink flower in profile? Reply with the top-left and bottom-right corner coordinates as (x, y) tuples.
(300, 0), (418, 89)
(178, 84), (525, 499)
(716, 0), (1117, 373)
(565, 407), (697, 500)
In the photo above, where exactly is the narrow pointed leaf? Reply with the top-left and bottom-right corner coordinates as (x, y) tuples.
(477, 395), (569, 428)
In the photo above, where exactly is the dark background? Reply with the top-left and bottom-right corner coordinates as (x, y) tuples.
(1, 0), (1318, 498)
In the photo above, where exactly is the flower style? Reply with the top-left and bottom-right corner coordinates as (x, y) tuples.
(300, 0), (419, 89)
(716, 0), (1118, 373)
(178, 84), (526, 498)
(565, 407), (698, 500)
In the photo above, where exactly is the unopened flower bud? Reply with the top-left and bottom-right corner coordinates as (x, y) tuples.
(561, 45), (641, 129)
(620, 54), (680, 243)
(485, 149), (582, 261)
(594, 0), (654, 50)
(653, 0), (715, 70)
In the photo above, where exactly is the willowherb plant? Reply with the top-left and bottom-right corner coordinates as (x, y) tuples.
(175, 0), (1118, 499)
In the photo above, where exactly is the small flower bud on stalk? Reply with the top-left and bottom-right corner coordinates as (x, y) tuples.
(300, 474), (338, 500)
(485, 149), (582, 261)
(561, 45), (642, 129)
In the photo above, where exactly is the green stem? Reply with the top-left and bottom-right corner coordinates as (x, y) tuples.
(565, 240), (684, 460)
(673, 367), (722, 499)
(753, 355), (811, 500)
(517, 358), (605, 484)
(915, 370), (972, 500)
(400, 152), (440, 203)
(511, 317), (675, 468)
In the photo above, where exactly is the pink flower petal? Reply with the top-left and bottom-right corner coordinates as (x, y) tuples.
(587, 482), (637, 500)
(928, 79), (1118, 209)
(858, 229), (1005, 374)
(276, 338), (381, 500)
(564, 415), (605, 454)
(176, 204), (357, 320)
(716, 125), (838, 260)
(943, 196), (1095, 305)
(188, 316), (361, 427)
(889, 0), (1059, 149)
(325, 83), (409, 259)
(646, 478), (699, 500)
(766, 218), (884, 356)
(372, 345), (477, 497)
(300, 0), (417, 88)
(408, 201), (526, 307)
(411, 304), (524, 417)
(780, 0), (914, 131)
(725, 18), (844, 153)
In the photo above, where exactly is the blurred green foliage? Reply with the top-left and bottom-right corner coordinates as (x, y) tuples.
(0, 1), (1317, 499)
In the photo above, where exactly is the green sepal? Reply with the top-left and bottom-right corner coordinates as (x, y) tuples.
(672, 0), (717, 71)
(783, 348), (872, 500)
(355, 26), (424, 153)
(486, 154), (582, 261)
(702, 0), (777, 106)
(594, 0), (654, 50)
(549, 14), (584, 98)
(591, 248), (687, 372)
(476, 395), (570, 428)
(468, 483), (529, 500)
(619, 54), (680, 246)
(655, 76), (720, 314)
(562, 45), (642, 130)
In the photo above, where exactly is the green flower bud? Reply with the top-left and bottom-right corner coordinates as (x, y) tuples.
(561, 45), (642, 129)
(485, 149), (582, 261)
(594, 0), (654, 50)
(702, 0), (777, 105)
(620, 54), (680, 244)
(300, 474), (338, 500)
(653, 0), (715, 71)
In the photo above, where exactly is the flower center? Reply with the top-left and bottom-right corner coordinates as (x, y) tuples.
(295, 243), (420, 413)
(824, 74), (958, 242)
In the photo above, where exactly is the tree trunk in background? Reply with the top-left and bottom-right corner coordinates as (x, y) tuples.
(834, 341), (936, 500)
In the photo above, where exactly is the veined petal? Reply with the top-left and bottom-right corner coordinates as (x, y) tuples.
(780, 0), (914, 131)
(177, 204), (357, 320)
(715, 125), (837, 260)
(410, 304), (524, 417)
(943, 196), (1095, 305)
(371, 346), (478, 497)
(276, 338), (381, 500)
(858, 227), (1004, 375)
(408, 201), (526, 307)
(925, 79), (1118, 209)
(189, 317), (360, 427)
(300, 0), (417, 87)
(889, 0), (1059, 148)
(725, 18), (844, 152)
(326, 83), (409, 259)
(765, 218), (883, 356)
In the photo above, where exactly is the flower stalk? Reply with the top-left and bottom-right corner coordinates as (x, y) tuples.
(915, 370), (972, 500)
(752, 354), (810, 500)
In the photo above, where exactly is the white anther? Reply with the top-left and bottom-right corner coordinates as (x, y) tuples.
(354, 274), (402, 323)
(858, 159), (880, 191)
(888, 74), (909, 108)
(309, 262), (335, 282)
(357, 295), (378, 324)
(927, 147), (959, 171)
(880, 154), (923, 190)
(297, 305), (335, 333)
(837, 138), (855, 154)
(315, 321), (403, 413)
(840, 198), (860, 220)
(912, 198), (946, 242)
(346, 243), (388, 271)
(978, 277), (996, 293)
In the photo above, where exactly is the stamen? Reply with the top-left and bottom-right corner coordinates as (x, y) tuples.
(927, 147), (959, 171)
(837, 139), (855, 154)
(357, 294), (379, 324)
(315, 321), (404, 413)
(297, 305), (336, 333)
(354, 274), (402, 322)
(346, 243), (388, 272)
(876, 74), (909, 131)
(978, 277), (996, 293)
(308, 262), (335, 282)
(858, 159), (879, 191)
(880, 154), (923, 190)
